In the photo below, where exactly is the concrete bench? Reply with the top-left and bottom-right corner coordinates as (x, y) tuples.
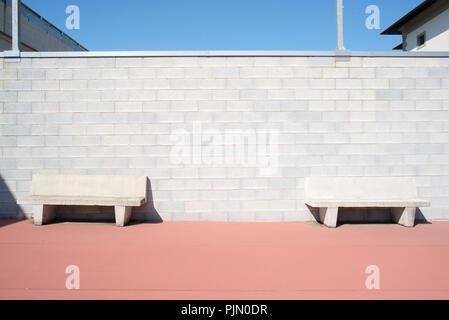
(28, 174), (147, 227)
(304, 177), (430, 228)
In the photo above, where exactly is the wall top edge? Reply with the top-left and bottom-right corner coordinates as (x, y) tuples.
(1, 50), (449, 58)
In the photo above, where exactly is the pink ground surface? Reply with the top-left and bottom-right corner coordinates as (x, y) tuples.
(1, 219), (449, 300)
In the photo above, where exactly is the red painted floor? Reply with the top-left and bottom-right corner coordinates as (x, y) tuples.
(1, 219), (449, 300)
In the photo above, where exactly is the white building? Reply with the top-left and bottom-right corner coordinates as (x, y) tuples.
(382, 0), (449, 51)
(0, 0), (86, 52)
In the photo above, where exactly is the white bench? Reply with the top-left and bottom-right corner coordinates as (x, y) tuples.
(28, 174), (147, 227)
(304, 177), (430, 228)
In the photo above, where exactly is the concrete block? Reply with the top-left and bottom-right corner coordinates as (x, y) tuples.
(255, 79), (282, 89)
(115, 58), (143, 68)
(350, 68), (375, 78)
(60, 102), (87, 112)
(390, 79), (415, 89)
(336, 79), (362, 89)
(17, 136), (44, 147)
(350, 112), (376, 122)
(32, 80), (59, 90)
(88, 80), (114, 90)
(4, 80), (32, 90)
(294, 67), (322, 78)
(307, 57), (334, 67)
(169, 79), (199, 90)
(198, 58), (227, 67)
(56, 59), (89, 69)
(101, 90), (129, 101)
(267, 67), (294, 78)
(376, 89), (402, 100)
(45, 91), (73, 102)
(185, 201), (213, 212)
(323, 68), (348, 78)
(278, 57), (308, 67)
(115, 79), (143, 90)
(376, 67), (402, 78)
(46, 69), (73, 80)
(60, 80), (87, 90)
(30, 125), (58, 136)
(429, 67), (449, 78)
(101, 135), (130, 146)
(268, 89), (296, 100)
(210, 67), (239, 78)
(45, 136), (73, 147)
(157, 68), (185, 78)
(227, 101), (253, 111)
(18, 69), (46, 80)
(227, 57), (254, 67)
(100, 69), (128, 79)
(1, 125), (30, 136)
(198, 79), (226, 89)
(226, 79), (252, 89)
(322, 90), (348, 100)
(213, 89), (239, 100)
(362, 79), (389, 89)
(157, 90), (184, 100)
(240, 67), (269, 78)
(31, 147), (58, 158)
(18, 91), (44, 102)
(115, 102), (142, 112)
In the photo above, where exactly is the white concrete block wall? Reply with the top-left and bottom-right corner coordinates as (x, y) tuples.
(0, 56), (449, 222)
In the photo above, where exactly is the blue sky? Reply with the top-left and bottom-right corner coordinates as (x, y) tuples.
(24, 0), (423, 51)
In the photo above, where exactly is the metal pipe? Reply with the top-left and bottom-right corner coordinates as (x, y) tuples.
(336, 0), (345, 51)
(11, 0), (21, 52)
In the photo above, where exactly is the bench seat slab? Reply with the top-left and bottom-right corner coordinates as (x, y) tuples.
(29, 196), (145, 207)
(305, 199), (430, 208)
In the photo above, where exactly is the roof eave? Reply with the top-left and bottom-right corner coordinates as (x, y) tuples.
(380, 0), (438, 35)
(393, 43), (403, 50)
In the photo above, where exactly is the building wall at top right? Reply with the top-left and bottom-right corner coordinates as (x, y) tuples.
(406, 7), (449, 51)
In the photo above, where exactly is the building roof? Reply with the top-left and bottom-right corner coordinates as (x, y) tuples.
(393, 43), (403, 50)
(381, 0), (438, 35)
(21, 2), (87, 51)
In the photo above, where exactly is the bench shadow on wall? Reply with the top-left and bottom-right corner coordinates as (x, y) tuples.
(307, 205), (429, 227)
(0, 175), (26, 228)
(55, 177), (163, 225)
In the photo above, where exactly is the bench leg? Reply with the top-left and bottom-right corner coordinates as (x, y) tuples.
(33, 205), (57, 225)
(392, 207), (416, 227)
(319, 207), (339, 228)
(115, 206), (132, 227)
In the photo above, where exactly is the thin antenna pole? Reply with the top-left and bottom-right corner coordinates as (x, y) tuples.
(336, 0), (345, 51)
(11, 0), (21, 52)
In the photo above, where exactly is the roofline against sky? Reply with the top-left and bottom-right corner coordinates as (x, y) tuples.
(1, 50), (449, 58)
(381, 0), (438, 35)
(2, 0), (88, 50)
(20, 2), (88, 51)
